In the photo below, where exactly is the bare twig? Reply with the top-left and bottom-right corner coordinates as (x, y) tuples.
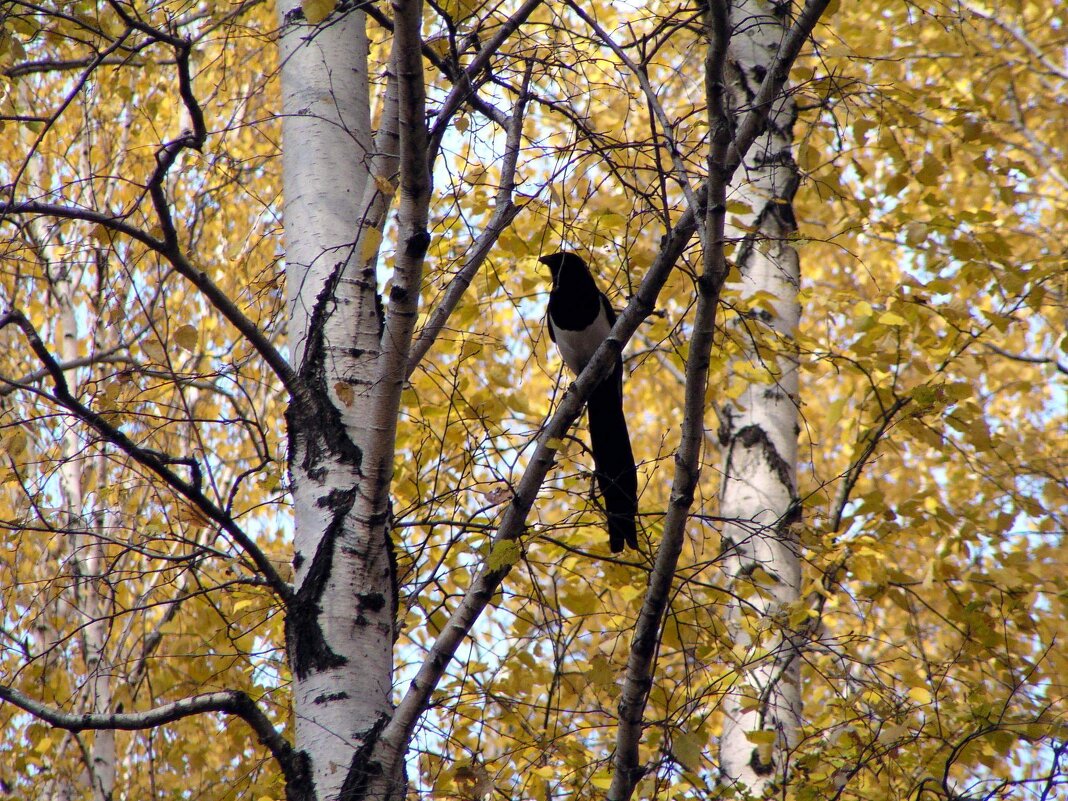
(0, 309), (292, 603)
(0, 684), (298, 785)
(406, 62), (532, 376)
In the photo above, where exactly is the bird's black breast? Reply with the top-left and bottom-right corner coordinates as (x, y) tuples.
(548, 284), (601, 331)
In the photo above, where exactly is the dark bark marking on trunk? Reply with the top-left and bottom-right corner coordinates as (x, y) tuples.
(404, 229), (431, 260)
(290, 260), (364, 478)
(385, 504), (400, 642)
(749, 746), (774, 776)
(286, 487), (357, 679)
(283, 0), (359, 26)
(283, 7), (305, 24)
(734, 151), (800, 274)
(369, 265), (386, 338)
(735, 423), (794, 496)
(357, 592), (386, 612)
(313, 691), (350, 705)
(339, 713), (390, 801)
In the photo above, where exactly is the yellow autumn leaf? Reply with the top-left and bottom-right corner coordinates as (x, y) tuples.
(373, 175), (395, 197)
(141, 339), (167, 363)
(877, 311), (908, 326)
(589, 772), (613, 790)
(174, 324), (199, 352)
(672, 731), (705, 772)
(908, 687), (933, 705)
(334, 382), (355, 407)
(486, 540), (521, 572)
(361, 227), (383, 263)
(744, 729), (777, 746)
(301, 0), (335, 24)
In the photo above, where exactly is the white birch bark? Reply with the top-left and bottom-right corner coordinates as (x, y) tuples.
(276, 5), (398, 800)
(58, 283), (117, 801)
(717, 0), (803, 792)
(30, 212), (117, 801)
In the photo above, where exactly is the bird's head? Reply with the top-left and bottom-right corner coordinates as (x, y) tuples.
(538, 251), (589, 285)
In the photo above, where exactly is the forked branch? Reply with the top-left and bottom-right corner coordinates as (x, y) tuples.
(0, 309), (292, 603)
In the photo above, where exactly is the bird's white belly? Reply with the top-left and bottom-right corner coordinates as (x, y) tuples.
(554, 311), (612, 375)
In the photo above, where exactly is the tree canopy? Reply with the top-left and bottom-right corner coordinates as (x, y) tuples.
(0, 1), (1064, 800)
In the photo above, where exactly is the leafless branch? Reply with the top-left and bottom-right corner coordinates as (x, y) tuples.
(985, 343), (1068, 376)
(0, 684), (298, 785)
(0, 309), (293, 603)
(378, 180), (703, 787)
(406, 62), (532, 376)
(828, 396), (911, 533)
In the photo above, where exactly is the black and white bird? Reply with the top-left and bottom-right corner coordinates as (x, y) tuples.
(540, 251), (639, 552)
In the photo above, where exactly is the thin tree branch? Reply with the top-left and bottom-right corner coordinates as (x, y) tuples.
(828, 396), (911, 533)
(0, 684), (298, 786)
(0, 201), (304, 404)
(609, 3), (833, 795)
(608, 0), (731, 792)
(564, 0), (704, 247)
(0, 352), (134, 397)
(371, 0), (431, 447)
(728, 0), (832, 175)
(2, 28), (132, 197)
(363, 4), (509, 129)
(406, 62), (532, 377)
(26, 5), (304, 404)
(961, 1), (1068, 81)
(0, 309), (293, 603)
(377, 189), (702, 787)
(985, 343), (1068, 376)
(425, 0), (544, 165)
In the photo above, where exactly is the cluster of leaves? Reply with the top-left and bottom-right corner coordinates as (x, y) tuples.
(1, 2), (288, 797)
(0, 0), (1063, 800)
(392, 2), (1067, 799)
(790, 2), (1067, 796)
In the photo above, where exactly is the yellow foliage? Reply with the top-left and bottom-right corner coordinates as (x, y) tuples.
(0, 0), (1064, 799)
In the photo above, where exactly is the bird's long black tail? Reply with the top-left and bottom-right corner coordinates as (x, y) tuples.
(587, 370), (638, 552)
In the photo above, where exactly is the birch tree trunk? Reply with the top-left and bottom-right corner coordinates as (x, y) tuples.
(54, 264), (116, 801)
(29, 212), (117, 801)
(717, 0), (803, 791)
(276, 5), (400, 800)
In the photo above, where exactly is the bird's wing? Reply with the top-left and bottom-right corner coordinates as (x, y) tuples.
(599, 292), (617, 327)
(599, 292), (623, 394)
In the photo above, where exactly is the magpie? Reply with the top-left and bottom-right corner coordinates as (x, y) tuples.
(540, 251), (639, 552)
